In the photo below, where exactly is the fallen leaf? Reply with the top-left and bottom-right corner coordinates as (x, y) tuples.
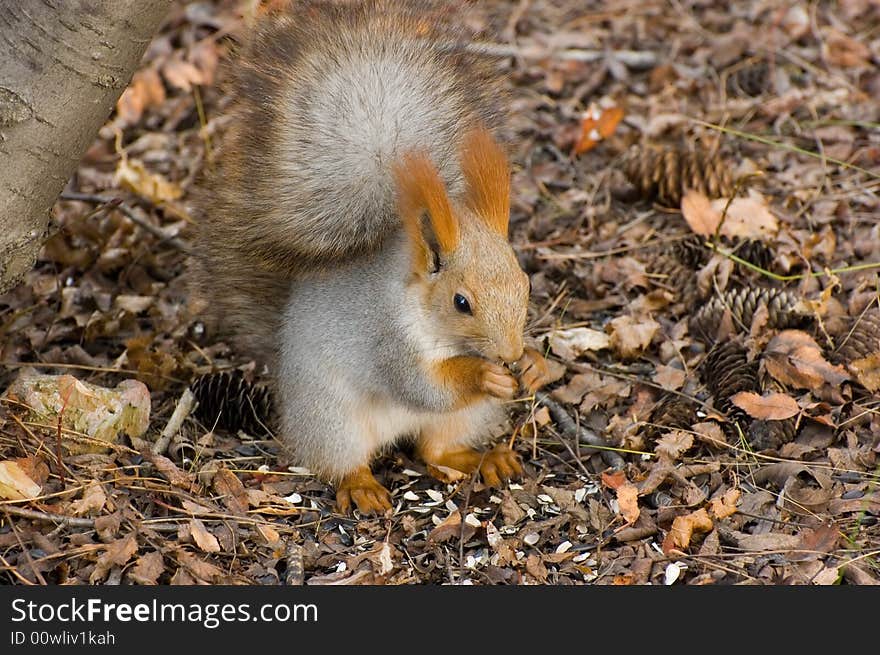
(709, 488), (741, 519)
(190, 519), (221, 553)
(682, 189), (778, 239)
(368, 542), (395, 576)
(144, 451), (197, 491)
(90, 534), (138, 583)
(730, 391), (800, 420)
(114, 157), (182, 204)
(601, 469), (627, 490)
(127, 551), (164, 585)
(608, 315), (660, 359)
(115, 295), (154, 314)
(574, 104), (624, 154)
(823, 29), (870, 67)
(0, 460), (41, 500)
(174, 548), (225, 583)
(848, 353), (880, 391)
(653, 364), (686, 391)
(3, 367), (150, 455)
(552, 373), (594, 404)
(115, 67), (166, 126)
(765, 330), (850, 390)
(212, 467), (249, 515)
(70, 482), (107, 516)
(680, 190), (717, 236)
(662, 508), (713, 553)
(428, 511), (473, 543)
(726, 530), (801, 552)
(655, 430), (694, 460)
(616, 482), (640, 525)
(161, 56), (204, 91)
(548, 327), (610, 360)
(256, 524), (281, 547)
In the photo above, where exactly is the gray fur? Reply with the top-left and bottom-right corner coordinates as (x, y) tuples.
(278, 232), (504, 479)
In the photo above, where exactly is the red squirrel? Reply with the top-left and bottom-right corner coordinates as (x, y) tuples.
(191, 0), (551, 514)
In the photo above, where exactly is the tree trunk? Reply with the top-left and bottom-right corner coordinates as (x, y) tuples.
(0, 0), (171, 294)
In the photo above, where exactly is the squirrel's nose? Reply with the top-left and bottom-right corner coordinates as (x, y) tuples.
(498, 342), (524, 365)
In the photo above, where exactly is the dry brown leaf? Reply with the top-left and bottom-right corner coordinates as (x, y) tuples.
(608, 315), (660, 359)
(145, 452), (197, 491)
(730, 391), (800, 420)
(127, 551), (164, 585)
(823, 29), (871, 67)
(727, 530), (801, 551)
(662, 508), (713, 554)
(848, 353), (880, 391)
(4, 367), (150, 455)
(601, 469), (627, 490)
(616, 482), (640, 526)
(428, 510), (474, 544)
(681, 190), (717, 235)
(574, 104), (624, 154)
(682, 189), (778, 239)
(212, 467), (249, 515)
(709, 488), (741, 519)
(161, 56), (204, 91)
(115, 295), (154, 314)
(548, 327), (609, 360)
(655, 430), (694, 460)
(114, 157), (183, 204)
(174, 548), (225, 583)
(190, 519), (221, 553)
(256, 524), (281, 547)
(115, 67), (166, 125)
(765, 330), (850, 390)
(70, 481), (108, 516)
(0, 460), (41, 500)
(552, 373), (594, 404)
(90, 533), (138, 583)
(653, 364), (686, 391)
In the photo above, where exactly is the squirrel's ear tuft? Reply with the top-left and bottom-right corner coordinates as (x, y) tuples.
(460, 127), (510, 236)
(394, 151), (459, 261)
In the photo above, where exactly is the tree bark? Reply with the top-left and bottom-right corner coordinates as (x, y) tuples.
(0, 0), (171, 294)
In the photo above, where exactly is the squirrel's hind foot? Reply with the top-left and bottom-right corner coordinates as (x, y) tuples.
(336, 467), (392, 516)
(420, 444), (522, 487)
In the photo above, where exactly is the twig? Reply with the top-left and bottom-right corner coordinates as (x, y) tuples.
(2, 505), (96, 529)
(535, 392), (625, 469)
(465, 41), (658, 69)
(59, 191), (190, 252)
(152, 388), (196, 456)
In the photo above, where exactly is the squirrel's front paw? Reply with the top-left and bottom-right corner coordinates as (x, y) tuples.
(336, 468), (392, 516)
(480, 361), (518, 399)
(515, 347), (551, 393)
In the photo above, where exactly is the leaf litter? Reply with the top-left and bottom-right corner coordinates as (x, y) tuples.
(0, 0), (879, 585)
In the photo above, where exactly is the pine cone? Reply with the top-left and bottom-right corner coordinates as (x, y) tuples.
(645, 392), (697, 440)
(690, 287), (808, 342)
(833, 310), (880, 363)
(671, 234), (710, 268)
(190, 370), (273, 435)
(721, 236), (774, 271)
(623, 144), (734, 206)
(726, 60), (770, 97)
(649, 256), (702, 306)
(700, 340), (759, 441)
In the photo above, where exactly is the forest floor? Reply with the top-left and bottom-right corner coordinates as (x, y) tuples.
(1, 0), (879, 585)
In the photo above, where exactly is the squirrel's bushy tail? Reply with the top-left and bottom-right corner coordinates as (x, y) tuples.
(191, 0), (506, 362)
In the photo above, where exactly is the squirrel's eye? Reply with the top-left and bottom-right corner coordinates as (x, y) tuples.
(453, 293), (472, 315)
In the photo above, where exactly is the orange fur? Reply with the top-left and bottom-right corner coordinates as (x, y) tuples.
(460, 127), (511, 236)
(393, 152), (459, 259)
(430, 355), (487, 406)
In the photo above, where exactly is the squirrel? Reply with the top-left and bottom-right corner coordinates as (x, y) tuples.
(190, 0), (551, 514)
